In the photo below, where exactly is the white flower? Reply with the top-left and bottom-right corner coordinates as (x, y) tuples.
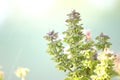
(97, 52), (107, 60)
(67, 54), (72, 59)
(15, 67), (29, 80)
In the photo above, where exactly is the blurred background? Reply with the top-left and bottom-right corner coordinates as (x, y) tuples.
(0, 0), (120, 80)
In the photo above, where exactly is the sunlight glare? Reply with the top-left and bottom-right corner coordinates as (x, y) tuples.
(88, 0), (116, 9)
(16, 0), (55, 16)
(0, 0), (9, 25)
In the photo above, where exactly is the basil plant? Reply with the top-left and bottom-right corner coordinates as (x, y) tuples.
(44, 10), (119, 80)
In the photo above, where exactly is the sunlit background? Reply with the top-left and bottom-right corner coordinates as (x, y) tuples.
(0, 0), (120, 80)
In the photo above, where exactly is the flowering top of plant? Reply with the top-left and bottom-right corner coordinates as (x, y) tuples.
(44, 10), (119, 80)
(44, 30), (58, 41)
(15, 67), (29, 80)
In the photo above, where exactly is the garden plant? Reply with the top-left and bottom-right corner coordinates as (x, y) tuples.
(44, 10), (120, 80)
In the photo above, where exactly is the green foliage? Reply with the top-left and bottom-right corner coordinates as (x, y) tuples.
(44, 10), (117, 80)
(95, 33), (112, 50)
